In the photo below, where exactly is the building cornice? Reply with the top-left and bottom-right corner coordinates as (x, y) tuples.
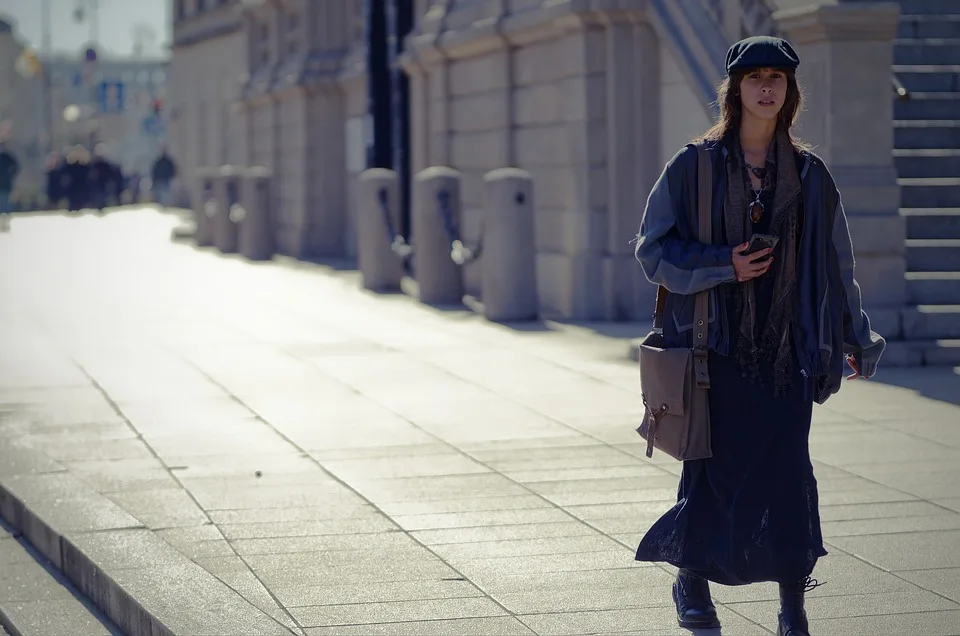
(774, 2), (900, 45)
(173, 5), (244, 49)
(402, 0), (651, 68)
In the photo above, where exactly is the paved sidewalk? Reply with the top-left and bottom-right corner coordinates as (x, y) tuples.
(1, 209), (959, 636)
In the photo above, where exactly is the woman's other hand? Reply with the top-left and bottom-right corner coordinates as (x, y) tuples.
(846, 353), (875, 380)
(732, 243), (773, 282)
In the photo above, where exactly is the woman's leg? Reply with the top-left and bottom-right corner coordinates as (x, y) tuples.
(778, 577), (823, 636)
(673, 569), (721, 629)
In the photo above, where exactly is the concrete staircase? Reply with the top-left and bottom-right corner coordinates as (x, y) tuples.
(893, 0), (960, 364)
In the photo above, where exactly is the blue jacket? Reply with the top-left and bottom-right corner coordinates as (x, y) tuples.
(635, 140), (886, 404)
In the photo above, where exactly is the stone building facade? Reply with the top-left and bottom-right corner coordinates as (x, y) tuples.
(169, 0), (248, 208)
(172, 0), (907, 328)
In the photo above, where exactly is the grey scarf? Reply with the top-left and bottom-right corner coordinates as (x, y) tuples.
(724, 130), (802, 394)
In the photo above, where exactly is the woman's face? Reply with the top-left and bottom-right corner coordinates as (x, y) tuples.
(738, 68), (788, 122)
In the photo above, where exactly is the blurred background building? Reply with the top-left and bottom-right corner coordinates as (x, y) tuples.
(0, 2), (170, 205)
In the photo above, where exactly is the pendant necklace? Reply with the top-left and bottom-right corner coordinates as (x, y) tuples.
(745, 161), (768, 224)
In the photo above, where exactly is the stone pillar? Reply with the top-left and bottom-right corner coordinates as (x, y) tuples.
(238, 166), (274, 261)
(357, 168), (405, 292)
(603, 16), (661, 321)
(482, 168), (538, 322)
(412, 167), (464, 305)
(776, 2), (905, 339)
(194, 168), (217, 247)
(213, 165), (243, 254)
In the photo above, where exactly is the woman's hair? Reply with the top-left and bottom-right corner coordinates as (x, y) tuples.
(695, 68), (808, 151)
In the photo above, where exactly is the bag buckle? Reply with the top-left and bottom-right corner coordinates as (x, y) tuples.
(644, 404), (668, 458)
(692, 346), (710, 389)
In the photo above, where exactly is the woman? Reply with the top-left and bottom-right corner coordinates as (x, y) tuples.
(633, 36), (886, 636)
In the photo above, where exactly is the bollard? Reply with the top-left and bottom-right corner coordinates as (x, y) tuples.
(357, 168), (406, 292)
(213, 165), (242, 253)
(194, 168), (217, 246)
(482, 168), (538, 321)
(238, 166), (274, 261)
(413, 167), (464, 305)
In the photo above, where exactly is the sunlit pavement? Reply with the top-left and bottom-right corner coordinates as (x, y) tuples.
(1, 208), (959, 635)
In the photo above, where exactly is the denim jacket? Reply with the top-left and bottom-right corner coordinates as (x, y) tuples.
(635, 141), (886, 404)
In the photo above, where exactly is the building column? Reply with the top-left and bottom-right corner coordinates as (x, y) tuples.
(603, 15), (660, 321)
(776, 2), (904, 339)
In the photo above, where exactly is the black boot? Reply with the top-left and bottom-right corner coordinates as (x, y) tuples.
(672, 569), (721, 630)
(778, 577), (823, 636)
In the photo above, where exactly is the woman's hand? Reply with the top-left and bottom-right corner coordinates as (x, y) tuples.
(846, 353), (874, 380)
(732, 243), (774, 282)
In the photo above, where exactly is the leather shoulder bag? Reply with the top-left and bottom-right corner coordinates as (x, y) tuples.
(636, 144), (713, 461)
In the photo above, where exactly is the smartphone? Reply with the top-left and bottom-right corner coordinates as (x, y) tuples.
(744, 233), (779, 256)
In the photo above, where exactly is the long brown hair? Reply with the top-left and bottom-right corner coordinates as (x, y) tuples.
(695, 68), (808, 151)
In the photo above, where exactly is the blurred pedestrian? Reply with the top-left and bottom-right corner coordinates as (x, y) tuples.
(150, 146), (177, 208)
(0, 142), (19, 231)
(45, 151), (64, 209)
(126, 171), (142, 204)
(62, 146), (91, 213)
(633, 36), (886, 636)
(87, 144), (123, 213)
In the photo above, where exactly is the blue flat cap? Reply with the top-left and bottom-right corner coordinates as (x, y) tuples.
(725, 36), (800, 75)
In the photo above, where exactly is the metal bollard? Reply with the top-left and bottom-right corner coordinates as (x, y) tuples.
(413, 167), (464, 305)
(194, 168), (217, 246)
(213, 165), (242, 253)
(238, 166), (274, 261)
(482, 168), (538, 321)
(357, 168), (407, 292)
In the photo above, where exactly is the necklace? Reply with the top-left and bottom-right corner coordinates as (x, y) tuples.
(748, 187), (765, 224)
(743, 155), (774, 224)
(745, 163), (767, 181)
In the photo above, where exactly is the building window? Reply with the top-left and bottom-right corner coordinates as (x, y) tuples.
(197, 0), (207, 12)
(175, 0), (186, 20)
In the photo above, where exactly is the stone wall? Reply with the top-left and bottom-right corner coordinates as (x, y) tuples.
(404, 2), (665, 320)
(659, 47), (713, 166)
(170, 3), (246, 206)
(238, 0), (361, 259)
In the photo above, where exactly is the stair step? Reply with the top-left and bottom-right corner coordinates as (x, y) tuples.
(895, 121), (960, 149)
(882, 339), (960, 366)
(896, 0), (960, 15)
(894, 92), (960, 120)
(895, 40), (960, 66)
(895, 149), (960, 178)
(893, 65), (960, 92)
(907, 272), (960, 303)
(906, 238), (960, 271)
(903, 208), (960, 239)
(902, 305), (960, 339)
(899, 15), (960, 40)
(900, 178), (960, 207)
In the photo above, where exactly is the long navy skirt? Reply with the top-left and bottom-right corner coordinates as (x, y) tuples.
(635, 349), (827, 586)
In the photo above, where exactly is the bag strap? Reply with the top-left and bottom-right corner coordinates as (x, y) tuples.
(651, 145), (714, 358)
(692, 145), (712, 389)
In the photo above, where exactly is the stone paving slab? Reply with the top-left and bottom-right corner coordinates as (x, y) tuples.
(1, 211), (960, 635)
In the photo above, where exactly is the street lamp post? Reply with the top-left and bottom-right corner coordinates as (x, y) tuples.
(41, 0), (53, 154)
(387, 0), (413, 238)
(74, 0), (101, 47)
(365, 0), (392, 170)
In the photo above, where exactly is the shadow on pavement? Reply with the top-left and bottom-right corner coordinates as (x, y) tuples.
(872, 365), (960, 406)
